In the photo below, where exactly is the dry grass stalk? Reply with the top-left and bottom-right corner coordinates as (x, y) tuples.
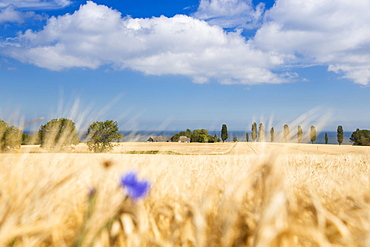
(0, 137), (370, 246)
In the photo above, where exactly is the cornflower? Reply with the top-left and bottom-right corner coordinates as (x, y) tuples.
(120, 172), (150, 200)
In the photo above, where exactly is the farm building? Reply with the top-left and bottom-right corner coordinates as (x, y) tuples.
(179, 136), (190, 143)
(147, 136), (172, 142)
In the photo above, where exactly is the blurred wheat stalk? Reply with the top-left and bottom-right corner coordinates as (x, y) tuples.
(1, 106), (370, 246)
(0, 148), (370, 246)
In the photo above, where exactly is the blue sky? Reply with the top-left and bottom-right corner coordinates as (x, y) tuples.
(0, 0), (369, 134)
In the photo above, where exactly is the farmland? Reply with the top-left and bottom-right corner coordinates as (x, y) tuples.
(1, 142), (370, 246)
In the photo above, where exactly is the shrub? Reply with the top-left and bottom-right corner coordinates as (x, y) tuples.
(350, 129), (370, 146)
(85, 120), (123, 152)
(0, 120), (22, 152)
(39, 118), (80, 151)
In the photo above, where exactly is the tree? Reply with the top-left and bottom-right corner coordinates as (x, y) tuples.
(350, 129), (370, 146)
(284, 124), (290, 142)
(251, 122), (257, 142)
(39, 118), (79, 151)
(258, 123), (264, 142)
(185, 129), (192, 138)
(0, 120), (22, 152)
(192, 129), (210, 143)
(325, 133), (329, 144)
(233, 137), (238, 142)
(246, 133), (249, 142)
(337, 126), (344, 145)
(270, 127), (274, 142)
(22, 132), (40, 145)
(297, 125), (303, 143)
(310, 125), (317, 144)
(172, 129), (218, 143)
(221, 124), (228, 142)
(213, 134), (220, 143)
(86, 120), (123, 153)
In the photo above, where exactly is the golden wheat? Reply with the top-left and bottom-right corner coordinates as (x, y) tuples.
(0, 142), (370, 246)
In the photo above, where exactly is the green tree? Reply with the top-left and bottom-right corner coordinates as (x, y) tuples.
(246, 132), (249, 142)
(221, 124), (228, 142)
(251, 122), (257, 142)
(325, 133), (329, 144)
(172, 129), (217, 143)
(0, 120), (22, 152)
(270, 127), (274, 142)
(258, 123), (264, 142)
(337, 126), (344, 145)
(350, 129), (370, 146)
(209, 134), (218, 143)
(284, 124), (290, 142)
(185, 129), (192, 138)
(171, 133), (181, 142)
(310, 125), (317, 144)
(191, 129), (209, 143)
(233, 137), (238, 142)
(297, 125), (303, 143)
(86, 120), (123, 153)
(22, 132), (40, 145)
(211, 134), (219, 143)
(39, 118), (79, 151)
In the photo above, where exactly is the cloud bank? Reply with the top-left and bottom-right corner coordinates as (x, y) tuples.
(3, 1), (287, 84)
(0, 0), (71, 9)
(3, 0), (370, 85)
(253, 0), (370, 85)
(0, 4), (41, 23)
(192, 0), (265, 29)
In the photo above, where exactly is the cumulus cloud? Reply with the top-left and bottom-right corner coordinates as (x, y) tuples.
(253, 0), (370, 85)
(0, 0), (71, 9)
(0, 5), (23, 23)
(0, 4), (41, 23)
(2, 1), (288, 84)
(192, 0), (265, 29)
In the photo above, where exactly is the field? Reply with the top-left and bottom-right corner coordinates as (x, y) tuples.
(1, 142), (370, 246)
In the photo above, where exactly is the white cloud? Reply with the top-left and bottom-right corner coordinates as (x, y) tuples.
(192, 0), (265, 29)
(0, 5), (23, 23)
(2, 1), (288, 85)
(0, 4), (41, 23)
(0, 0), (71, 9)
(253, 0), (370, 85)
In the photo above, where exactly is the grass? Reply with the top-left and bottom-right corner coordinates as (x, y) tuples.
(1, 142), (370, 246)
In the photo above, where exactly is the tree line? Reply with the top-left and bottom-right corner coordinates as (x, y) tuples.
(1, 118), (370, 152)
(1, 118), (123, 153)
(245, 122), (347, 145)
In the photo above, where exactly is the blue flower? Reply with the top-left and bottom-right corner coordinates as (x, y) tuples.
(120, 172), (150, 200)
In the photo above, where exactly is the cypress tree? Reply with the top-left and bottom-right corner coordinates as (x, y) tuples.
(325, 133), (329, 144)
(284, 124), (290, 142)
(251, 122), (257, 142)
(310, 125), (317, 144)
(297, 125), (303, 143)
(337, 126), (344, 145)
(270, 127), (274, 142)
(259, 123), (264, 142)
(246, 132), (249, 142)
(221, 124), (228, 143)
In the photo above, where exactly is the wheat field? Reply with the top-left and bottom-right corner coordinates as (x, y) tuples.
(1, 142), (370, 246)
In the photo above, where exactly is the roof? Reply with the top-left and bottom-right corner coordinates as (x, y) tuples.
(147, 136), (172, 142)
(179, 136), (190, 142)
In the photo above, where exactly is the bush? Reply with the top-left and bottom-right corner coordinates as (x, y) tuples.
(350, 129), (370, 146)
(39, 118), (80, 151)
(85, 120), (123, 153)
(0, 120), (22, 152)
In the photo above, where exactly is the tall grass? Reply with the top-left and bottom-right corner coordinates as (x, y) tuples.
(1, 147), (370, 246)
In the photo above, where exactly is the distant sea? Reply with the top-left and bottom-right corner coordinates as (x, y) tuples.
(121, 131), (353, 145)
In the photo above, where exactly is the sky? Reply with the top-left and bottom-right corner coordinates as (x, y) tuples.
(0, 0), (370, 134)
